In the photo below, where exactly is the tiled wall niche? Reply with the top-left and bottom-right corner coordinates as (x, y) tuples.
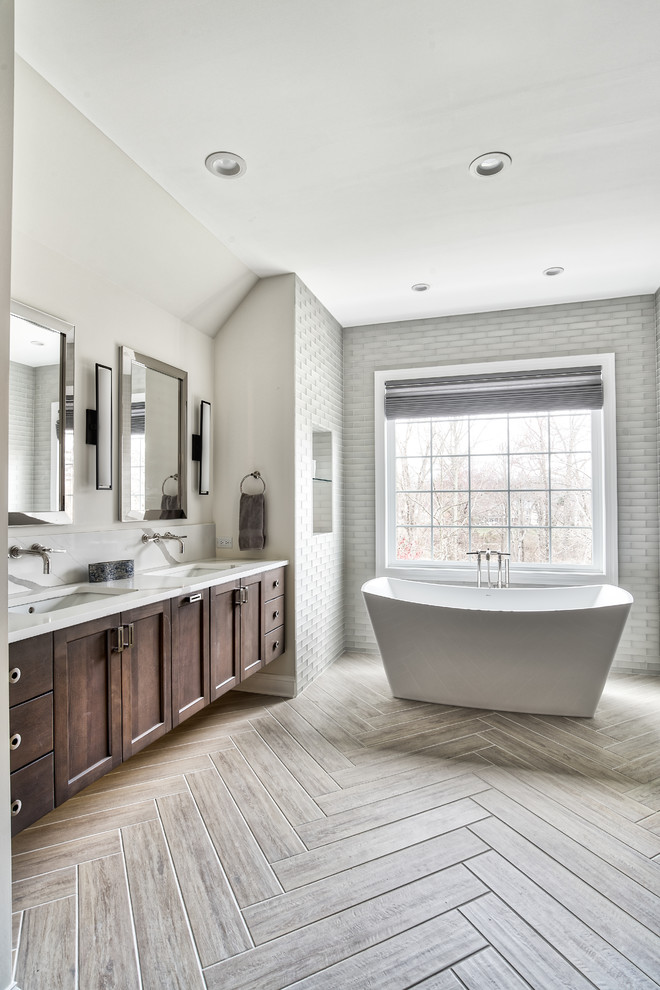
(312, 428), (333, 535)
(344, 295), (660, 674)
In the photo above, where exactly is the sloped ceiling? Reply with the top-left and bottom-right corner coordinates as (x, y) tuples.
(14, 0), (660, 328)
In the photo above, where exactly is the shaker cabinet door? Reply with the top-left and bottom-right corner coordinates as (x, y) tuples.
(210, 581), (240, 701)
(54, 614), (123, 803)
(240, 575), (263, 680)
(120, 599), (172, 760)
(171, 590), (210, 726)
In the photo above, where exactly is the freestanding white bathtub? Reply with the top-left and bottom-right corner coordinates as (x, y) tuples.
(361, 577), (633, 717)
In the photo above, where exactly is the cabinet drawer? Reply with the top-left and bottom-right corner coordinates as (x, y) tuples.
(264, 596), (284, 634)
(9, 693), (53, 773)
(10, 753), (54, 836)
(264, 626), (285, 664)
(263, 568), (285, 602)
(9, 635), (53, 707)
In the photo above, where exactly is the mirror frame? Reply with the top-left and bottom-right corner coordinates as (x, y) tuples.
(119, 346), (188, 522)
(9, 300), (75, 526)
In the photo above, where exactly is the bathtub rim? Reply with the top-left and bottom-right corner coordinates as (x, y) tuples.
(361, 575), (633, 614)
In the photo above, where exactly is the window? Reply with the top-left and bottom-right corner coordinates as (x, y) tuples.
(375, 355), (617, 586)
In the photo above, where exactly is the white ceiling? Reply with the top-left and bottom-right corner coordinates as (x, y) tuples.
(14, 0), (660, 328)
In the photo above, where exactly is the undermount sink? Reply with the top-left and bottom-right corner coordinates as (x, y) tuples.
(9, 585), (140, 616)
(146, 562), (239, 578)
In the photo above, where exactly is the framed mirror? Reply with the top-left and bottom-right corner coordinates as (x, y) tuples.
(119, 347), (187, 521)
(9, 301), (75, 525)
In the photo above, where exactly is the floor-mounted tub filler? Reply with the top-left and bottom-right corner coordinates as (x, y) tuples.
(361, 578), (633, 717)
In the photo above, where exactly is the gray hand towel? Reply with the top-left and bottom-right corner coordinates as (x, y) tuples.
(239, 492), (265, 550)
(160, 494), (184, 519)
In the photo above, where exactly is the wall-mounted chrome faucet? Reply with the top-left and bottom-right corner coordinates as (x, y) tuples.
(467, 548), (510, 588)
(141, 531), (188, 554)
(8, 543), (66, 575)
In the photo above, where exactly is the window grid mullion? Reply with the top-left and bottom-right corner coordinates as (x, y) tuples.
(467, 417), (473, 552)
(429, 420), (434, 560)
(506, 414), (511, 554)
(547, 412), (553, 564)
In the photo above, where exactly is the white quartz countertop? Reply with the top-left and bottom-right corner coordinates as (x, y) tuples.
(8, 559), (288, 644)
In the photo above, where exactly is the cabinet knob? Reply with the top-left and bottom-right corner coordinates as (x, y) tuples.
(9, 733), (21, 751)
(273, 610), (280, 619)
(273, 641), (280, 650)
(274, 579), (280, 588)
(11, 799), (22, 817)
(9, 667), (21, 684)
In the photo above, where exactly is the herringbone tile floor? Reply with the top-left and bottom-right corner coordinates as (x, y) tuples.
(11, 652), (660, 989)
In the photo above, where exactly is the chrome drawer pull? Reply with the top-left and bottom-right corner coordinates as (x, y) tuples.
(11, 799), (22, 817)
(186, 593), (203, 604)
(10, 733), (21, 751)
(9, 667), (21, 684)
(273, 610), (280, 619)
(274, 580), (280, 588)
(273, 641), (280, 649)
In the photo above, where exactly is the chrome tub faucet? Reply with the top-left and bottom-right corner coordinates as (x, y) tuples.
(467, 548), (510, 588)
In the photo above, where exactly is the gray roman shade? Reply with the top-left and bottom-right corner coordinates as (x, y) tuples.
(384, 366), (603, 420)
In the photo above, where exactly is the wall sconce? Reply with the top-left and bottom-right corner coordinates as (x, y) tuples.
(86, 363), (113, 490)
(192, 400), (211, 495)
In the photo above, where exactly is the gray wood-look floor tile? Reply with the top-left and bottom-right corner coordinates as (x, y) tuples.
(204, 865), (486, 990)
(122, 818), (205, 990)
(157, 790), (253, 965)
(78, 853), (140, 990)
(11, 654), (660, 990)
(185, 766), (282, 907)
(15, 896), (77, 990)
(452, 945), (533, 990)
(243, 827), (487, 944)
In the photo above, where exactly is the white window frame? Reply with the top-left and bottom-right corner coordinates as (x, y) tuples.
(375, 353), (618, 587)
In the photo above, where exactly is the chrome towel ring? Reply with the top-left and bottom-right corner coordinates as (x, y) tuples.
(240, 470), (266, 493)
(161, 473), (178, 495)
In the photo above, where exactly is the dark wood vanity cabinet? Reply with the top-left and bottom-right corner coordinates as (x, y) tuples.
(54, 614), (123, 803)
(11, 565), (286, 833)
(171, 589), (210, 726)
(8, 634), (55, 836)
(120, 599), (172, 759)
(209, 572), (268, 700)
(53, 599), (173, 801)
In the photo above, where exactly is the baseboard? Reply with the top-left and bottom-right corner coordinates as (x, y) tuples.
(235, 672), (296, 698)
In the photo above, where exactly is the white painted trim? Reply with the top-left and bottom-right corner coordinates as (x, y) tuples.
(375, 353), (618, 587)
(235, 673), (296, 698)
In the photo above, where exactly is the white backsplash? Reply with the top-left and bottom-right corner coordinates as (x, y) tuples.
(7, 523), (216, 596)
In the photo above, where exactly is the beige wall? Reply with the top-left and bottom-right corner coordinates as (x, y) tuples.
(1, 4), (13, 986)
(13, 59), (257, 337)
(9, 55), (243, 535)
(213, 274), (297, 683)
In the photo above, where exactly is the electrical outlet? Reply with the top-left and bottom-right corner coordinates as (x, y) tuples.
(216, 537), (233, 549)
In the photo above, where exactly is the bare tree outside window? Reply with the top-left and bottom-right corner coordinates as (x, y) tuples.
(395, 412), (592, 564)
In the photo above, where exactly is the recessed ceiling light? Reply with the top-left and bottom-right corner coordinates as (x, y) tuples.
(411, 283), (430, 292)
(469, 152), (512, 178)
(543, 266), (565, 277)
(205, 151), (247, 179)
